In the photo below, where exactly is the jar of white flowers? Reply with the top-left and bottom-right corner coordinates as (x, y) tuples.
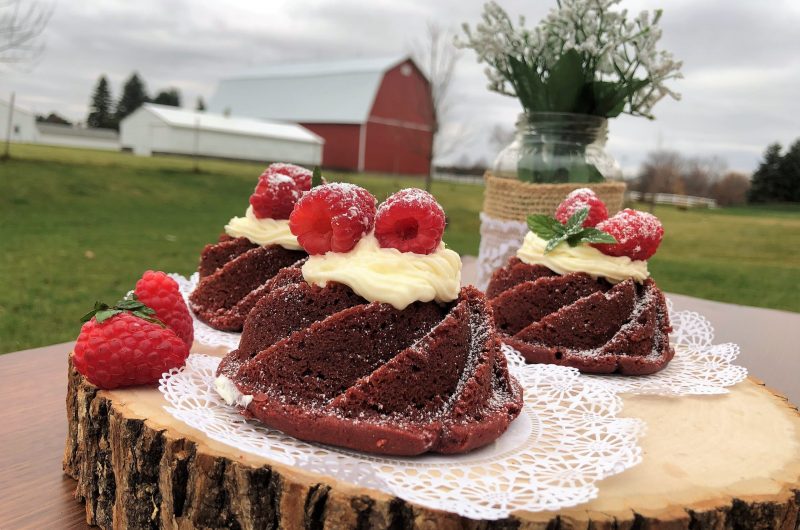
(457, 0), (682, 287)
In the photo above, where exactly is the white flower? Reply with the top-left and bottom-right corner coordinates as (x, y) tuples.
(456, 0), (682, 119)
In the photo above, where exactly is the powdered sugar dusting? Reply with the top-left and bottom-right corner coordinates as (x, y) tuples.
(269, 173), (295, 186)
(378, 188), (445, 216)
(562, 189), (591, 213)
(268, 162), (311, 177)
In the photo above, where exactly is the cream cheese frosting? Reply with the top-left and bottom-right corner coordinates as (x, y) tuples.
(224, 206), (302, 250)
(517, 231), (649, 283)
(301, 234), (461, 310)
(214, 374), (253, 408)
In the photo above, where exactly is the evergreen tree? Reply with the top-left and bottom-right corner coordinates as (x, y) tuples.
(114, 72), (149, 125)
(748, 143), (784, 203)
(777, 139), (800, 202)
(152, 88), (181, 107)
(87, 75), (114, 129)
(195, 96), (206, 111)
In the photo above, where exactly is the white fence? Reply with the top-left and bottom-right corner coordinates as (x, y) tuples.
(627, 191), (717, 209)
(433, 172), (484, 185)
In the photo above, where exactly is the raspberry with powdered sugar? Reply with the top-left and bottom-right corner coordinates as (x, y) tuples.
(554, 188), (608, 227)
(593, 209), (664, 261)
(289, 182), (377, 254)
(249, 171), (303, 220)
(263, 162), (313, 191)
(375, 188), (446, 255)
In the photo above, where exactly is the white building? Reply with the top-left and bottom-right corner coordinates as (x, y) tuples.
(120, 104), (323, 165)
(0, 98), (38, 143)
(1, 97), (120, 150)
(36, 123), (120, 151)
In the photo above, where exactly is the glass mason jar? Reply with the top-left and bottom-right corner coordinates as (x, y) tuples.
(493, 112), (621, 183)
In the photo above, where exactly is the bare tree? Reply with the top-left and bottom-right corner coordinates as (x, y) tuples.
(710, 172), (750, 206)
(683, 156), (727, 197)
(635, 150), (685, 196)
(411, 22), (461, 190)
(0, 0), (52, 67)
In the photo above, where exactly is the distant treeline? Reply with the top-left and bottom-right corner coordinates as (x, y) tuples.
(630, 139), (800, 206)
(86, 73), (205, 130)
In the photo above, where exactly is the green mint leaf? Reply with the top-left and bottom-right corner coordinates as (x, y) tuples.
(94, 309), (122, 324)
(544, 234), (568, 254)
(527, 214), (565, 240)
(565, 207), (589, 232)
(311, 166), (323, 188)
(566, 227), (618, 247)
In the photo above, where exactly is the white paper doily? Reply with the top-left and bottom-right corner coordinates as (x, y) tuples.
(169, 272), (241, 351)
(159, 351), (644, 519)
(504, 302), (747, 396)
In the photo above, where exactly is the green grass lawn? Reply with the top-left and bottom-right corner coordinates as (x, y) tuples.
(1, 144), (798, 354)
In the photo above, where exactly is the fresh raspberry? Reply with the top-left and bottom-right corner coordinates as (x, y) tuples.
(264, 163), (313, 191)
(134, 270), (193, 347)
(289, 183), (376, 254)
(249, 172), (302, 220)
(73, 312), (189, 389)
(374, 188), (446, 255)
(555, 188), (608, 227)
(592, 209), (664, 260)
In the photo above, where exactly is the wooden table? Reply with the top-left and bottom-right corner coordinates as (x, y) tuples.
(0, 341), (89, 529)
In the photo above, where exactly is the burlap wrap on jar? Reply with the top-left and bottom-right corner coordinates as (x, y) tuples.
(475, 172), (627, 289)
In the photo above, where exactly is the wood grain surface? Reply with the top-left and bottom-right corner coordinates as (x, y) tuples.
(0, 342), (90, 530)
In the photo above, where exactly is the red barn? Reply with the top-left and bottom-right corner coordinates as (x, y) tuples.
(209, 57), (434, 175)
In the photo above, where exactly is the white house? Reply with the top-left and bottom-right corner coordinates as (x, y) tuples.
(120, 104), (323, 165)
(0, 98), (38, 143)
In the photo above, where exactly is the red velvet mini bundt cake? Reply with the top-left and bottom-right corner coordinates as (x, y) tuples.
(223, 285), (522, 455)
(215, 185), (523, 455)
(488, 259), (673, 375)
(190, 236), (304, 330)
(487, 189), (674, 376)
(189, 163), (311, 331)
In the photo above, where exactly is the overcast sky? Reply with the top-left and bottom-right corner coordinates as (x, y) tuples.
(3, 0), (799, 174)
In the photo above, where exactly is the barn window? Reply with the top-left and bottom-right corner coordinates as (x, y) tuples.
(400, 64), (412, 76)
(14, 125), (20, 134)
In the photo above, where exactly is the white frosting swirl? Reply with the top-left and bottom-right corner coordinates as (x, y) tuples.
(302, 235), (461, 310)
(517, 231), (649, 283)
(214, 375), (252, 407)
(224, 206), (302, 250)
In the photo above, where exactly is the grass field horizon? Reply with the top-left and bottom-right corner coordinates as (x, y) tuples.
(1, 143), (798, 354)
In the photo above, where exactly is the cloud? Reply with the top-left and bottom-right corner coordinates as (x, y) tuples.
(3, 0), (798, 173)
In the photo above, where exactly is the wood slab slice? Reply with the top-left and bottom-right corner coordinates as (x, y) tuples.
(63, 346), (800, 529)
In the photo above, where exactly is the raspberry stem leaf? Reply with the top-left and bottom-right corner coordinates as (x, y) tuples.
(81, 294), (165, 327)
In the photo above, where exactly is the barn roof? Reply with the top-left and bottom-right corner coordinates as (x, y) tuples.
(141, 104), (323, 144)
(208, 56), (413, 125)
